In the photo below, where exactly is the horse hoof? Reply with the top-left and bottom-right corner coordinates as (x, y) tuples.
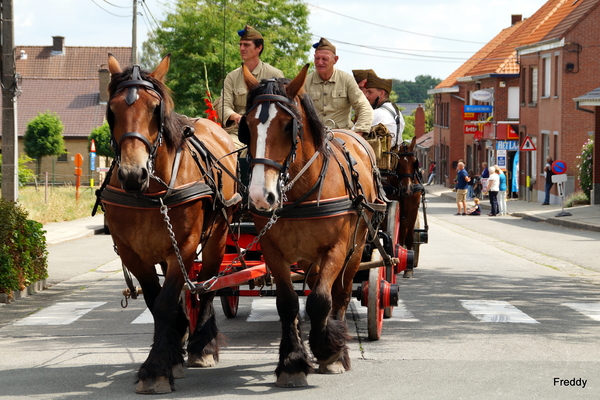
(403, 270), (413, 278)
(318, 361), (345, 374)
(135, 377), (173, 394)
(172, 363), (185, 379)
(187, 353), (216, 368)
(275, 372), (308, 388)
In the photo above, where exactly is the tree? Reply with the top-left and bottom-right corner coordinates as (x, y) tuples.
(88, 122), (114, 159)
(0, 155), (35, 186)
(23, 112), (66, 176)
(143, 0), (312, 117)
(392, 75), (442, 103)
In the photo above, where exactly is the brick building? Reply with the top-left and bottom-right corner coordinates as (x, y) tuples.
(428, 0), (600, 205)
(0, 36), (131, 185)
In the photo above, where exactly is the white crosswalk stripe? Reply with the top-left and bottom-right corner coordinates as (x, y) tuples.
(246, 298), (306, 322)
(460, 300), (539, 323)
(350, 299), (419, 321)
(13, 301), (106, 326)
(12, 299), (600, 327)
(563, 302), (600, 321)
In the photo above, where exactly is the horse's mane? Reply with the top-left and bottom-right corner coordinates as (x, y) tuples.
(107, 66), (187, 150)
(246, 78), (326, 150)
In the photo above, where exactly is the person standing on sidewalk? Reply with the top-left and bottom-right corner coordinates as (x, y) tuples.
(543, 156), (554, 205)
(427, 161), (436, 185)
(455, 162), (470, 215)
(487, 166), (500, 216)
(495, 165), (507, 215)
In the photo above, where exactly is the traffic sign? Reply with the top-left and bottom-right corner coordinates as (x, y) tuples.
(90, 139), (96, 153)
(552, 174), (567, 183)
(552, 159), (567, 175)
(520, 136), (536, 151)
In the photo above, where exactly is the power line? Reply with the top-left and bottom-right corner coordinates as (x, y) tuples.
(102, 0), (132, 8)
(90, 0), (130, 17)
(306, 3), (487, 45)
(141, 0), (160, 30)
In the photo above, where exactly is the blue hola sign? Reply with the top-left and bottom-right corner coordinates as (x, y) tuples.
(464, 105), (493, 113)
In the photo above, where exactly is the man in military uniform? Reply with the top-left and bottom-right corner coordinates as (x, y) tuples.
(304, 38), (373, 136)
(217, 25), (284, 148)
(352, 69), (375, 95)
(364, 73), (405, 147)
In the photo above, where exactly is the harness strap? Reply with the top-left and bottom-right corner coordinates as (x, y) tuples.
(101, 182), (214, 209)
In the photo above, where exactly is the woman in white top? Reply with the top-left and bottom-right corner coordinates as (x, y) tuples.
(487, 166), (500, 216)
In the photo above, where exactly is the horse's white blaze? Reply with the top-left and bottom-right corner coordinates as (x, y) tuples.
(249, 103), (281, 211)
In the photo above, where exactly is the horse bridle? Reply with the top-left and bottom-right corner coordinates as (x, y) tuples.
(393, 144), (421, 195)
(109, 65), (165, 169)
(239, 78), (303, 183)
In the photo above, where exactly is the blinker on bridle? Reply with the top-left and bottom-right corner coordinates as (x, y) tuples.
(243, 78), (303, 174)
(110, 65), (165, 164)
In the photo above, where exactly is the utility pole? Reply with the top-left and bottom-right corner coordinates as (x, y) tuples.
(132, 0), (138, 65)
(1, 0), (19, 202)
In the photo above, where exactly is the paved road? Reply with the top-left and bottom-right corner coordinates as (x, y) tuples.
(1, 195), (599, 399)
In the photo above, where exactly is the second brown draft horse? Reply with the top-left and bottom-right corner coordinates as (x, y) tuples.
(381, 136), (424, 276)
(99, 54), (239, 393)
(239, 64), (386, 387)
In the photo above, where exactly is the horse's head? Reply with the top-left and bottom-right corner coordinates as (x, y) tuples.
(394, 136), (419, 196)
(240, 63), (323, 212)
(107, 53), (178, 193)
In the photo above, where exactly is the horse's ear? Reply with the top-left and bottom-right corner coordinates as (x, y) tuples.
(108, 53), (122, 75)
(410, 135), (417, 150)
(150, 53), (171, 82)
(286, 63), (309, 99)
(242, 63), (259, 90)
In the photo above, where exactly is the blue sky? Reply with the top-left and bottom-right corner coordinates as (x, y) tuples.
(15, 0), (548, 81)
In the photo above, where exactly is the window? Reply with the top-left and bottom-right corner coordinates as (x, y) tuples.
(57, 152), (68, 162)
(542, 131), (550, 177)
(542, 56), (551, 98)
(520, 67), (527, 104)
(508, 87), (520, 119)
(554, 54), (559, 97)
(530, 67), (538, 104)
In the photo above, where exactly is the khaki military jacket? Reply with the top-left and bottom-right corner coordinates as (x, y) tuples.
(217, 61), (284, 126)
(305, 69), (373, 133)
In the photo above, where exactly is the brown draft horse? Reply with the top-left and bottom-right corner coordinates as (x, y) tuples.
(239, 64), (385, 387)
(101, 54), (239, 393)
(382, 136), (424, 274)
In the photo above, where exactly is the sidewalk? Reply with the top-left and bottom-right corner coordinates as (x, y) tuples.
(424, 184), (600, 233)
(43, 214), (106, 245)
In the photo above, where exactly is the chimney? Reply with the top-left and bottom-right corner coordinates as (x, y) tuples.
(52, 36), (65, 55)
(99, 69), (110, 103)
(511, 15), (522, 25)
(414, 105), (425, 139)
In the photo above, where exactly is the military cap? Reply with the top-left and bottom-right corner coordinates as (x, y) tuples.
(366, 74), (392, 93)
(238, 25), (263, 40)
(312, 38), (336, 54)
(352, 69), (376, 84)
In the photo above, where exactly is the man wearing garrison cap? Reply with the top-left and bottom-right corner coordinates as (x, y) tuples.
(365, 73), (405, 147)
(352, 69), (375, 95)
(304, 38), (373, 135)
(217, 24), (284, 148)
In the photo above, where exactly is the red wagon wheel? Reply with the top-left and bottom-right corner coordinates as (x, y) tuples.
(220, 286), (239, 318)
(366, 250), (385, 341)
(384, 201), (400, 318)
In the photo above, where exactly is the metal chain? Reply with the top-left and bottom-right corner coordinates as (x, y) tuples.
(159, 199), (197, 291)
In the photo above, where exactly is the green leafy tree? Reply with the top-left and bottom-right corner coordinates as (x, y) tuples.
(392, 75), (441, 103)
(88, 121), (114, 159)
(402, 114), (415, 141)
(576, 138), (593, 198)
(23, 112), (66, 176)
(144, 0), (311, 116)
(424, 96), (435, 132)
(0, 155), (36, 186)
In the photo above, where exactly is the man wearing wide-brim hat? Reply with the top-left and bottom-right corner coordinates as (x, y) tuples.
(364, 73), (405, 147)
(304, 38), (373, 135)
(216, 24), (284, 148)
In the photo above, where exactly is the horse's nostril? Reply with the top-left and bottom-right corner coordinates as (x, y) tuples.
(266, 192), (276, 205)
(140, 168), (148, 182)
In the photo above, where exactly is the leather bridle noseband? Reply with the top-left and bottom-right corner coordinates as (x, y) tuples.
(109, 65), (165, 170)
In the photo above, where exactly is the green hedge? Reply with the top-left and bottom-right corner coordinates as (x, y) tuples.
(0, 198), (48, 296)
